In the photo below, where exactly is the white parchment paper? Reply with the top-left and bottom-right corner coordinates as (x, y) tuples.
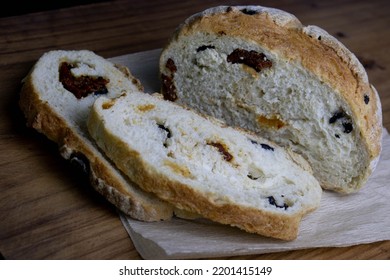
(110, 49), (390, 260)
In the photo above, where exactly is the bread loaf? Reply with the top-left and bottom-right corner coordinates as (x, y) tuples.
(19, 50), (174, 221)
(87, 92), (322, 240)
(159, 5), (383, 193)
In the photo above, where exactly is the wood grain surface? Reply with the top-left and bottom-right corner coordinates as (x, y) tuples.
(1, 0), (389, 260)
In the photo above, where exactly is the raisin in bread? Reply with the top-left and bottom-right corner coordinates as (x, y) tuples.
(87, 92), (322, 240)
(159, 5), (383, 194)
(19, 50), (174, 221)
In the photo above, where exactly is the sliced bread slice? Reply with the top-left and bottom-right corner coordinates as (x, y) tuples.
(87, 92), (322, 240)
(19, 50), (174, 221)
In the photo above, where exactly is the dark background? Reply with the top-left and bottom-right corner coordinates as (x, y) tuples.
(0, 0), (109, 17)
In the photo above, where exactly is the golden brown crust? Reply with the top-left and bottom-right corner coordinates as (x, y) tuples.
(169, 5), (382, 175)
(19, 71), (174, 222)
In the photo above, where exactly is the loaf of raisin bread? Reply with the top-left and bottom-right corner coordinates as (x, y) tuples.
(87, 92), (322, 240)
(19, 50), (174, 221)
(159, 5), (383, 193)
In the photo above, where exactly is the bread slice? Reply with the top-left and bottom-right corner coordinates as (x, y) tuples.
(159, 5), (383, 193)
(87, 92), (322, 240)
(19, 50), (174, 221)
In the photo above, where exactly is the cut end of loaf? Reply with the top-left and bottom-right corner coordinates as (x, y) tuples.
(159, 5), (383, 194)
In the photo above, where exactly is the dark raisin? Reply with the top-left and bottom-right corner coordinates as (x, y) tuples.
(260, 143), (274, 151)
(227, 49), (272, 72)
(329, 111), (345, 124)
(69, 152), (90, 175)
(207, 142), (233, 162)
(240, 8), (257, 15)
(162, 59), (178, 101)
(250, 139), (274, 151)
(158, 124), (171, 138)
(342, 122), (353, 134)
(59, 62), (109, 99)
(267, 196), (288, 210)
(158, 124), (171, 148)
(165, 58), (177, 73)
(161, 74), (178, 101)
(329, 109), (353, 133)
(335, 134), (340, 138)
(196, 45), (216, 52)
(318, 36), (322, 40)
(364, 94), (370, 104)
(247, 174), (257, 180)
